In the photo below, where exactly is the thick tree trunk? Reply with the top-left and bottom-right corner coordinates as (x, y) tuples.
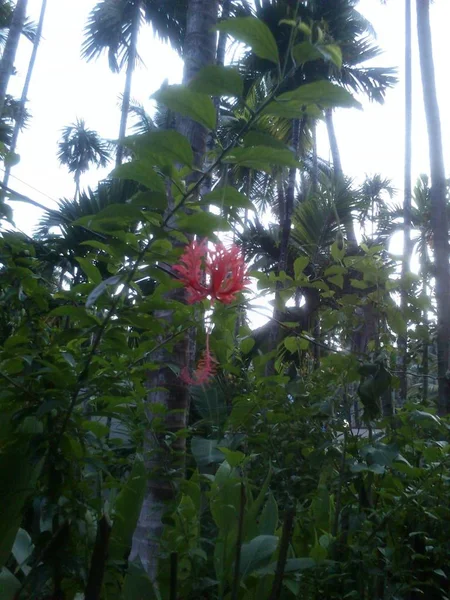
(115, 0), (141, 167)
(130, 0), (219, 578)
(398, 0), (412, 405)
(325, 108), (357, 245)
(416, 0), (450, 415)
(3, 0), (47, 191)
(0, 0), (28, 117)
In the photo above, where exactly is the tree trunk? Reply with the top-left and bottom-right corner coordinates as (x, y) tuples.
(312, 120), (318, 193)
(416, 0), (450, 415)
(216, 0), (230, 67)
(115, 0), (141, 167)
(130, 0), (219, 579)
(2, 0), (47, 191)
(421, 245), (429, 403)
(0, 0), (28, 117)
(325, 108), (357, 245)
(398, 0), (412, 405)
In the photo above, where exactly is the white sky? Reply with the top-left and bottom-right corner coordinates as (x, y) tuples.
(4, 0), (450, 234)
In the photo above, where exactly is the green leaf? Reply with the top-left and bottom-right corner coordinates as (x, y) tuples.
(319, 44), (343, 68)
(216, 17), (279, 64)
(284, 337), (299, 353)
(243, 131), (287, 150)
(350, 279), (368, 290)
(190, 387), (228, 428)
(123, 560), (159, 600)
(328, 274), (344, 288)
(255, 557), (315, 576)
(203, 186), (254, 211)
(191, 437), (225, 467)
(240, 337), (255, 355)
(239, 535), (279, 577)
(75, 257), (102, 285)
(86, 275), (122, 309)
(175, 211), (229, 235)
(152, 85), (216, 130)
(109, 457), (147, 562)
(218, 448), (245, 467)
(0, 452), (43, 568)
(12, 529), (33, 574)
(292, 42), (323, 65)
(0, 568), (21, 600)
(223, 146), (298, 173)
(263, 81), (361, 118)
(111, 160), (165, 192)
(294, 256), (309, 279)
(258, 494), (278, 536)
(330, 240), (345, 262)
(123, 129), (193, 167)
(189, 65), (243, 97)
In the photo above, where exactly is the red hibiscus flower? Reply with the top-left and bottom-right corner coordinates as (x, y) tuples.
(173, 239), (249, 305)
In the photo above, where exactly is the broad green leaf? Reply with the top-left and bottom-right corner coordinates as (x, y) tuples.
(109, 457), (146, 562)
(189, 65), (243, 97)
(203, 186), (254, 211)
(223, 146), (298, 173)
(292, 42), (323, 65)
(218, 448), (245, 467)
(0, 452), (43, 568)
(284, 337), (299, 353)
(123, 560), (159, 600)
(243, 131), (288, 150)
(330, 239), (345, 262)
(111, 161), (165, 192)
(86, 275), (122, 309)
(75, 257), (102, 285)
(12, 529), (33, 574)
(239, 535), (279, 577)
(350, 279), (368, 289)
(294, 256), (309, 279)
(263, 81), (361, 119)
(191, 437), (225, 467)
(123, 129), (193, 167)
(319, 44), (343, 68)
(258, 494), (278, 536)
(175, 211), (229, 235)
(216, 17), (279, 64)
(0, 568), (21, 600)
(190, 387), (228, 428)
(152, 85), (216, 130)
(328, 274), (344, 288)
(255, 557), (315, 576)
(240, 337), (255, 355)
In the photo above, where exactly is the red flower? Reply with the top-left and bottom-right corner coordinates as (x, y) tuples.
(180, 334), (217, 386)
(173, 239), (249, 305)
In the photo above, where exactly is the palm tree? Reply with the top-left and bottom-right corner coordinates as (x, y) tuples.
(416, 0), (450, 415)
(398, 0), (412, 404)
(57, 119), (111, 199)
(82, 0), (187, 167)
(130, 0), (219, 579)
(0, 0), (28, 117)
(2, 0), (47, 191)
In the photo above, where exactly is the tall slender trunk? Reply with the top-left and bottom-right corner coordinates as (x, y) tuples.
(130, 0), (219, 578)
(3, 0), (47, 191)
(421, 245), (429, 403)
(266, 119), (301, 372)
(325, 108), (357, 245)
(0, 0), (28, 117)
(115, 0), (141, 167)
(312, 120), (318, 193)
(398, 0), (412, 405)
(416, 0), (450, 415)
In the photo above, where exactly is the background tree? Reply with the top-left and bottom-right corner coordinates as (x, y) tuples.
(416, 0), (449, 415)
(57, 118), (111, 199)
(0, 0), (28, 116)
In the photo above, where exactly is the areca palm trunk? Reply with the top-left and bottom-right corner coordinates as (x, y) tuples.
(416, 0), (450, 415)
(0, 0), (28, 117)
(398, 0), (412, 405)
(3, 0), (47, 191)
(115, 0), (141, 167)
(325, 108), (357, 245)
(130, 0), (219, 579)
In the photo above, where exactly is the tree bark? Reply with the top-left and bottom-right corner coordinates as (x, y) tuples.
(3, 0), (47, 191)
(130, 0), (219, 578)
(398, 0), (412, 406)
(115, 0), (141, 167)
(0, 0), (28, 117)
(325, 108), (357, 245)
(416, 0), (450, 415)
